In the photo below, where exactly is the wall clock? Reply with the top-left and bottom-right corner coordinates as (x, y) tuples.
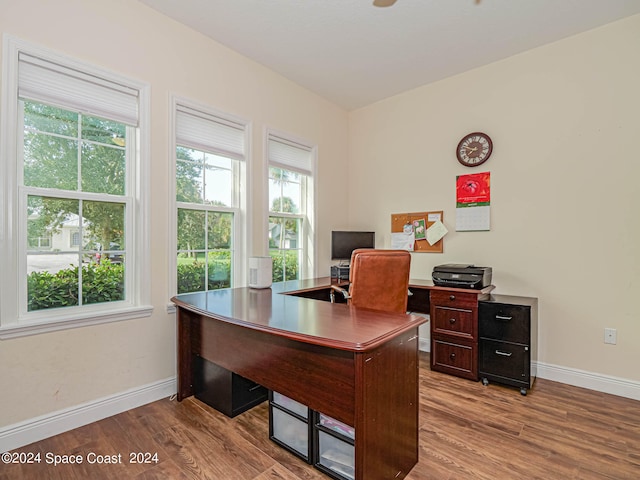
(456, 132), (493, 167)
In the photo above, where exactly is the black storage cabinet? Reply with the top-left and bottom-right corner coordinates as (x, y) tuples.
(478, 295), (538, 395)
(194, 356), (267, 417)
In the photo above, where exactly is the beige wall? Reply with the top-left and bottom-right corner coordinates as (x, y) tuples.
(349, 14), (640, 381)
(0, 0), (349, 426)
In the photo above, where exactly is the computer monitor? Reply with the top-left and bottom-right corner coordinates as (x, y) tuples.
(331, 231), (375, 261)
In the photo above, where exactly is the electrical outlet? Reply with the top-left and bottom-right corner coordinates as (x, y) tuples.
(604, 328), (617, 345)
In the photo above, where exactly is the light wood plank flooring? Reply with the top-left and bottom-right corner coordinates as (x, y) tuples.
(2, 353), (639, 479)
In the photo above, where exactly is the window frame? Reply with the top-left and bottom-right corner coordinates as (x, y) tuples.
(0, 35), (152, 339)
(266, 130), (317, 281)
(169, 95), (250, 300)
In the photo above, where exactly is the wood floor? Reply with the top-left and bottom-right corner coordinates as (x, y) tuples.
(3, 353), (639, 480)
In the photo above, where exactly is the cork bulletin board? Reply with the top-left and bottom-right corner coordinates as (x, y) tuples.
(391, 211), (444, 253)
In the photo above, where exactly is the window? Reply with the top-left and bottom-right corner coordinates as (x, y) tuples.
(22, 101), (130, 310)
(0, 37), (150, 337)
(173, 100), (247, 294)
(71, 230), (81, 248)
(267, 133), (316, 282)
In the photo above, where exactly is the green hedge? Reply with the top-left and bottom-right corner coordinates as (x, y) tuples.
(177, 251), (299, 293)
(177, 252), (231, 294)
(27, 250), (302, 309)
(270, 251), (299, 282)
(27, 260), (124, 311)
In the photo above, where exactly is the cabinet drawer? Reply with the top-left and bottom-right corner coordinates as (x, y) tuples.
(431, 290), (478, 308)
(479, 339), (530, 383)
(433, 305), (474, 339)
(431, 337), (476, 379)
(479, 303), (529, 344)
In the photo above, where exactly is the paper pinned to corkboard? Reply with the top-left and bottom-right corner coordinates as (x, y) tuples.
(391, 211), (445, 253)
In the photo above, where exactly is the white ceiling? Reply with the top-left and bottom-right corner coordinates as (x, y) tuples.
(138, 0), (640, 110)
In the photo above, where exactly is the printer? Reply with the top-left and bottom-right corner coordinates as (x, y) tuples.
(432, 264), (492, 290)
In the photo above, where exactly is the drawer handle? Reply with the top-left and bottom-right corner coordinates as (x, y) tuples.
(449, 353), (456, 360)
(449, 318), (456, 324)
(495, 350), (513, 357)
(449, 295), (456, 301)
(248, 384), (263, 392)
(495, 315), (513, 321)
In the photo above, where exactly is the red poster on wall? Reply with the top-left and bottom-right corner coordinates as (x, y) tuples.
(456, 171), (491, 206)
(456, 172), (490, 231)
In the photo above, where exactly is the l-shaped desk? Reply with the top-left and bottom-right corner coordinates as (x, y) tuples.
(172, 277), (429, 480)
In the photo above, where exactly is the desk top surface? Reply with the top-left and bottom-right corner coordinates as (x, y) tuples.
(171, 277), (428, 352)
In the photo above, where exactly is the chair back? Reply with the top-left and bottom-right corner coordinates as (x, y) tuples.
(348, 249), (411, 313)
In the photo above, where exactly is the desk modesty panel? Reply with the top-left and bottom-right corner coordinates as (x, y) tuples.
(172, 278), (428, 480)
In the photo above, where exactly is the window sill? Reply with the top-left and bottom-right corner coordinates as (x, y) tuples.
(0, 305), (154, 340)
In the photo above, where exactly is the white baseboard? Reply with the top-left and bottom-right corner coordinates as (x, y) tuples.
(0, 377), (176, 453)
(534, 362), (640, 401)
(419, 340), (639, 401)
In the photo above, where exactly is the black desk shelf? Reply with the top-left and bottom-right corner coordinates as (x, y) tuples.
(194, 357), (267, 417)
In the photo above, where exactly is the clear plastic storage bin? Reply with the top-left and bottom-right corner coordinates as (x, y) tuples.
(318, 413), (355, 440)
(317, 430), (355, 480)
(272, 391), (308, 418)
(271, 407), (310, 458)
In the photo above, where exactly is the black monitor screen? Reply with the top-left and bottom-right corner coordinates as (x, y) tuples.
(331, 231), (375, 261)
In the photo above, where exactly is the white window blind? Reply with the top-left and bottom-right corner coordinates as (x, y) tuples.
(268, 135), (313, 176)
(18, 52), (139, 126)
(176, 105), (245, 160)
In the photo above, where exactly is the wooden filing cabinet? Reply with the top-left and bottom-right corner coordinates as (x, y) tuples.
(478, 295), (538, 395)
(429, 287), (491, 381)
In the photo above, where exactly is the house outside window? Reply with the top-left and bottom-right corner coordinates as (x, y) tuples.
(267, 133), (316, 282)
(0, 37), (151, 337)
(173, 100), (247, 294)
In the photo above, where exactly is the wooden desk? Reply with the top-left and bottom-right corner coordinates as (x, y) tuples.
(172, 277), (428, 480)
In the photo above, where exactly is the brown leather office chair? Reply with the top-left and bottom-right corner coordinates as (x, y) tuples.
(330, 249), (411, 313)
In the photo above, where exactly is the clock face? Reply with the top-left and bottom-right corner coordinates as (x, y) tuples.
(456, 132), (493, 167)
